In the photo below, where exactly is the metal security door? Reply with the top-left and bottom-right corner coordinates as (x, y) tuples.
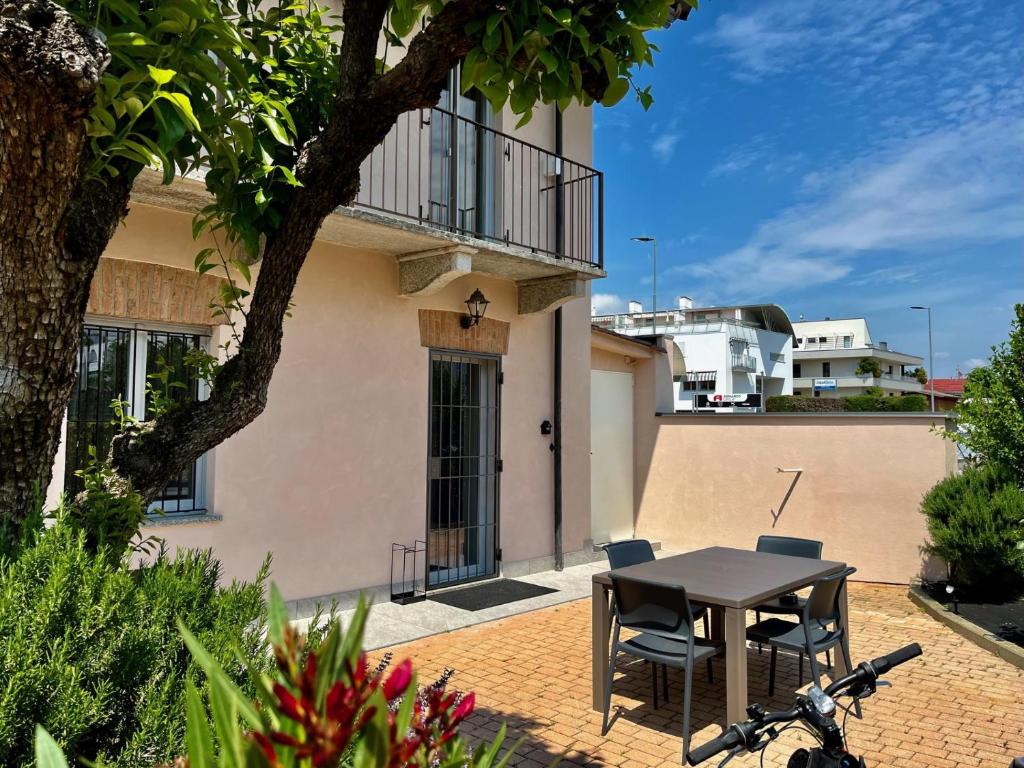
(426, 351), (500, 587)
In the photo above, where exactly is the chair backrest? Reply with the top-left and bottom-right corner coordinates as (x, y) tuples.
(804, 567), (857, 623)
(604, 539), (656, 570)
(756, 535), (823, 560)
(610, 574), (694, 641)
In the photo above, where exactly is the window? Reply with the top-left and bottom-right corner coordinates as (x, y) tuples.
(887, 365), (894, 374)
(65, 322), (210, 514)
(680, 371), (716, 391)
(770, 352), (785, 363)
(818, 337), (827, 343)
(794, 390), (802, 396)
(843, 335), (853, 348)
(814, 390), (821, 398)
(822, 362), (831, 376)
(794, 363), (802, 378)
(796, 337), (803, 345)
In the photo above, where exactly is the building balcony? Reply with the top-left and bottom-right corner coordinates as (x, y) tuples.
(132, 106), (604, 315)
(731, 353), (758, 372)
(794, 375), (925, 393)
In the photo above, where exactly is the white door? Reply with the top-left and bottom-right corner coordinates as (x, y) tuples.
(590, 370), (635, 544)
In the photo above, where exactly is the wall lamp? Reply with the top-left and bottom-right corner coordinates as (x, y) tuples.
(460, 288), (490, 329)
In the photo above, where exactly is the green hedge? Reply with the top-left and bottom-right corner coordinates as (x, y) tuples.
(0, 524), (271, 768)
(766, 393), (930, 413)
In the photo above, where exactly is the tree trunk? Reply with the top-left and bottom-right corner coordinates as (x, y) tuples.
(0, 0), (132, 526)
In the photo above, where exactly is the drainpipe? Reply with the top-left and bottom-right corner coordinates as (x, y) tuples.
(552, 109), (565, 571)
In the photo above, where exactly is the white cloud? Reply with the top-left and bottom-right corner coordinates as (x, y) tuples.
(591, 293), (626, 315)
(651, 132), (681, 162)
(709, 134), (804, 179)
(963, 357), (988, 370)
(934, 351), (951, 359)
(683, 115), (1024, 298)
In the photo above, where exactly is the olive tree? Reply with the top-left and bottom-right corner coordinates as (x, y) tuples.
(0, 0), (694, 527)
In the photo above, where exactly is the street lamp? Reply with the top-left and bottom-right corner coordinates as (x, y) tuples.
(910, 305), (935, 412)
(631, 236), (657, 334)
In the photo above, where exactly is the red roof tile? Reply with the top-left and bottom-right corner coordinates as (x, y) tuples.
(929, 377), (967, 395)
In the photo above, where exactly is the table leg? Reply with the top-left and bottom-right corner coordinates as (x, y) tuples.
(724, 607), (748, 725)
(709, 606), (725, 643)
(592, 582), (612, 711)
(835, 579), (851, 676)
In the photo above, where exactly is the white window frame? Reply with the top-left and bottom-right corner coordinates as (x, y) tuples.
(82, 315), (211, 515)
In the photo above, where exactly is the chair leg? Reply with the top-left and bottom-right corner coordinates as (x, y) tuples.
(706, 655), (714, 684)
(798, 652), (804, 687)
(703, 611), (710, 638)
(601, 629), (621, 735)
(768, 646), (777, 696)
(807, 648), (823, 691)
(826, 649), (832, 669)
(681, 660), (694, 762)
(662, 664), (670, 704)
(756, 610), (762, 654)
(651, 661), (659, 710)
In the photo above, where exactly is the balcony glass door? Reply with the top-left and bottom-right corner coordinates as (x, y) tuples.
(429, 67), (496, 239)
(426, 351), (500, 587)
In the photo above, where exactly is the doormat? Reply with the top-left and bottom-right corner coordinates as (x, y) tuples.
(429, 579), (557, 611)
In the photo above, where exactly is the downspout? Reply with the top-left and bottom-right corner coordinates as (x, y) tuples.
(552, 109), (565, 571)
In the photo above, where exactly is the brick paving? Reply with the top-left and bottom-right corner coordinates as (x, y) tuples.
(377, 585), (1024, 767)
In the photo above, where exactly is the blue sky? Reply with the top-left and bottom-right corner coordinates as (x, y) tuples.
(592, 0), (1023, 377)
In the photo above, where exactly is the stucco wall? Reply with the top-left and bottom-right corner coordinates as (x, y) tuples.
(632, 408), (955, 584)
(59, 203), (591, 602)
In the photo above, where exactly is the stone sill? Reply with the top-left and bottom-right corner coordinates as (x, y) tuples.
(143, 511), (223, 527)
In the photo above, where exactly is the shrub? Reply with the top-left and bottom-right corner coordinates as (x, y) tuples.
(39, 589), (514, 768)
(855, 358), (882, 378)
(0, 523), (272, 768)
(899, 393), (928, 411)
(766, 396), (848, 413)
(921, 464), (1024, 593)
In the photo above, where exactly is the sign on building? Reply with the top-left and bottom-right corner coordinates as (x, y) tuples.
(813, 378), (838, 390)
(696, 393), (763, 409)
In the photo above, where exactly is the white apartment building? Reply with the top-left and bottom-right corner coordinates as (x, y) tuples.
(792, 318), (924, 398)
(592, 297), (795, 411)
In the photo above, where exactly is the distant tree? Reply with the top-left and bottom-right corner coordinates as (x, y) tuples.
(910, 367), (928, 385)
(948, 304), (1024, 482)
(855, 358), (883, 378)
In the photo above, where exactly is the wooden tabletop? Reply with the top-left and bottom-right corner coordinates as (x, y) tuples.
(592, 546), (847, 609)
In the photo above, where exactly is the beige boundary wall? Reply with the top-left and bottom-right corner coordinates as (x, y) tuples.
(624, 348), (956, 584)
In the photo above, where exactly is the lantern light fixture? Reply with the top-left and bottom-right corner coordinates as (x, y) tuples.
(460, 288), (490, 329)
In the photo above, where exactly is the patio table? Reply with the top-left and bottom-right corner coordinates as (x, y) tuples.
(592, 546), (850, 725)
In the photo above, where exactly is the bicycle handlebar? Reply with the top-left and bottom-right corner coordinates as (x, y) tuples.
(686, 644), (922, 765)
(824, 642), (922, 697)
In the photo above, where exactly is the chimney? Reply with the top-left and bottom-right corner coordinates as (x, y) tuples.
(878, 341), (888, 351)
(677, 295), (693, 310)
(628, 300), (643, 314)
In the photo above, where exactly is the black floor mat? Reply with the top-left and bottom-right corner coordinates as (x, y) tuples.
(429, 579), (557, 611)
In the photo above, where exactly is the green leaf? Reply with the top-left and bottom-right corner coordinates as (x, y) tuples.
(156, 92), (201, 131)
(600, 77), (630, 107)
(267, 583), (289, 651)
(147, 65), (177, 86)
(178, 620), (262, 729)
(34, 727), (69, 768)
(258, 113), (291, 145)
(184, 680), (214, 768)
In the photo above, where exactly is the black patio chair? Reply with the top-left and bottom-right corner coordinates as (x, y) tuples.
(753, 535), (830, 666)
(602, 574), (723, 761)
(745, 566), (857, 698)
(603, 539), (713, 708)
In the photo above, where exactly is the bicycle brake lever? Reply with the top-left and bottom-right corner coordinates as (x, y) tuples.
(876, 679), (891, 688)
(715, 747), (743, 768)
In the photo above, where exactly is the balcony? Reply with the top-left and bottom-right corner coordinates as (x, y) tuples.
(731, 353), (758, 372)
(131, 106), (604, 314)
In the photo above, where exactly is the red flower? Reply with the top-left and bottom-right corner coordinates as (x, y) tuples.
(450, 692), (475, 726)
(273, 683), (306, 722)
(383, 659), (413, 701)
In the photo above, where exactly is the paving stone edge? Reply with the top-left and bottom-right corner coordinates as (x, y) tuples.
(907, 584), (1024, 671)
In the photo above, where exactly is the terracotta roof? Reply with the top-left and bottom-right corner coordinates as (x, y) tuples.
(929, 377), (967, 395)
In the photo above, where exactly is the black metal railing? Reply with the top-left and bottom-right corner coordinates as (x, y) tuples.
(355, 106), (603, 269)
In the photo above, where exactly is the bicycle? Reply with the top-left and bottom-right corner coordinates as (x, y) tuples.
(686, 643), (923, 767)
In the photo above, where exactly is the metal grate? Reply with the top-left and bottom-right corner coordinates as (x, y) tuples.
(426, 351), (501, 588)
(65, 323), (208, 513)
